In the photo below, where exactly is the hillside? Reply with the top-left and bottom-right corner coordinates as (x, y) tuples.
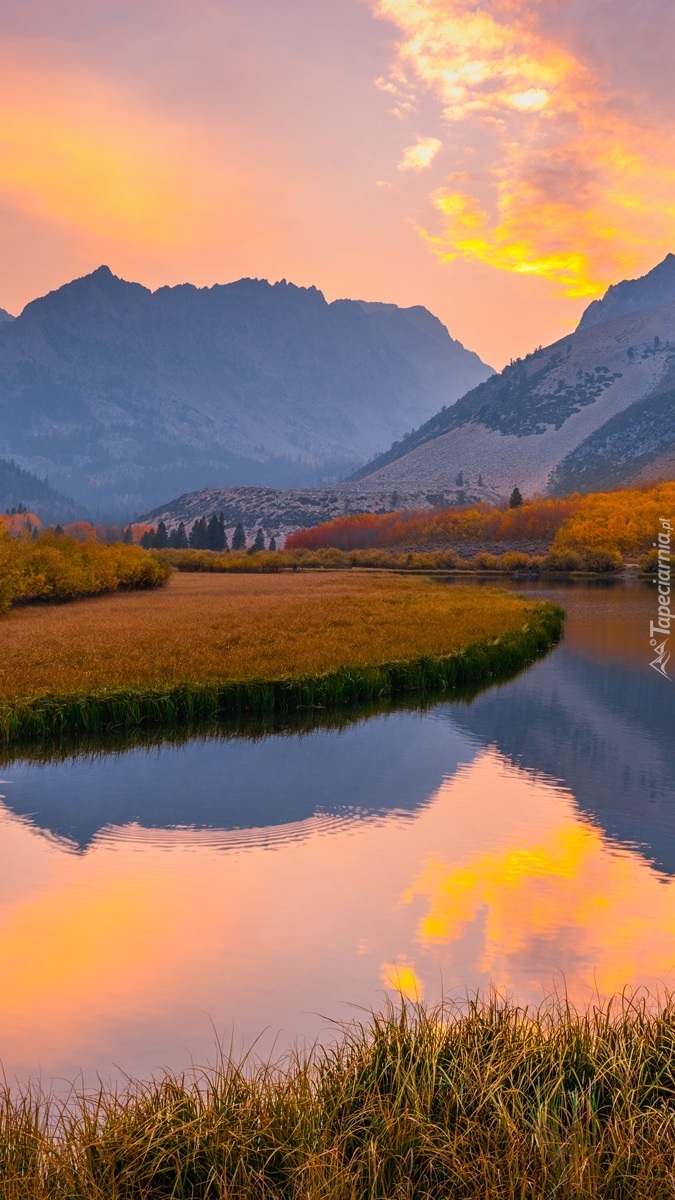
(0, 309), (13, 323)
(0, 268), (492, 513)
(351, 255), (675, 497)
(0, 457), (78, 524)
(140, 482), (502, 545)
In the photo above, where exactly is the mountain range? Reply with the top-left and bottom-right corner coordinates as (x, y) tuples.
(352, 254), (675, 496)
(0, 267), (491, 514)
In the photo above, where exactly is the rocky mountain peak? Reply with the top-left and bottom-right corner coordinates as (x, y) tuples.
(578, 252), (675, 331)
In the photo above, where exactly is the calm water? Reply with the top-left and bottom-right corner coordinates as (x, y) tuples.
(0, 579), (674, 1088)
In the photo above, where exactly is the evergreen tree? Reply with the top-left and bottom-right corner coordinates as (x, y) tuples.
(455, 470), (464, 487)
(252, 527), (265, 552)
(176, 521), (188, 549)
(123, 525), (133, 545)
(189, 518), (209, 549)
(269, 535), (277, 551)
(509, 486), (524, 508)
(153, 520), (169, 549)
(218, 513), (226, 550)
(232, 522), (246, 550)
(168, 527), (181, 549)
(54, 524), (64, 536)
(140, 529), (154, 548)
(207, 514), (225, 551)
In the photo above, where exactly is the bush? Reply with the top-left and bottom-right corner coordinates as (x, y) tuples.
(638, 547), (675, 574)
(500, 551), (532, 571)
(582, 546), (623, 573)
(0, 533), (171, 612)
(474, 552), (502, 570)
(541, 549), (585, 572)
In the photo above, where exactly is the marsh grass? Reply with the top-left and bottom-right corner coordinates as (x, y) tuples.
(3, 994), (675, 1199)
(0, 574), (563, 743)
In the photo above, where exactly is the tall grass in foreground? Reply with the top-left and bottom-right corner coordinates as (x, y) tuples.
(4, 995), (675, 1198)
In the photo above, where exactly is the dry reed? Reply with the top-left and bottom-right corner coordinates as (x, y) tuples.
(2, 994), (675, 1199)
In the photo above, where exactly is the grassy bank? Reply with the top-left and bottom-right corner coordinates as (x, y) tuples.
(0, 573), (563, 744)
(4, 995), (675, 1199)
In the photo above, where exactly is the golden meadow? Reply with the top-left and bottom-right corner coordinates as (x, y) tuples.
(0, 563), (562, 743)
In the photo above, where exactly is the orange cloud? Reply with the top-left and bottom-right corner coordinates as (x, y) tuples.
(373, 0), (675, 296)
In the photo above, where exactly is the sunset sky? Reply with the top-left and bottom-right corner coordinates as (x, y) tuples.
(3, 0), (675, 366)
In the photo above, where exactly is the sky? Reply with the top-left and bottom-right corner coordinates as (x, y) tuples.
(2, 0), (675, 366)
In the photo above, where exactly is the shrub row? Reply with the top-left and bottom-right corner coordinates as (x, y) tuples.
(0, 532), (171, 613)
(159, 545), (624, 574)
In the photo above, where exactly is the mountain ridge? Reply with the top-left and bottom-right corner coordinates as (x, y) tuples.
(350, 255), (675, 497)
(0, 267), (492, 513)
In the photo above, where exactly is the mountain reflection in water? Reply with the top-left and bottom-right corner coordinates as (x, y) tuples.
(0, 579), (673, 1088)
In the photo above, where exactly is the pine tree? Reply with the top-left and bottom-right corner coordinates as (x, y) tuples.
(176, 521), (188, 549)
(123, 525), (133, 545)
(252, 527), (265, 552)
(207, 514), (225, 551)
(269, 535), (277, 551)
(140, 529), (154, 548)
(54, 524), (64, 536)
(218, 513), (226, 550)
(189, 518), (209, 549)
(509, 486), (524, 508)
(153, 520), (169, 549)
(232, 522), (246, 550)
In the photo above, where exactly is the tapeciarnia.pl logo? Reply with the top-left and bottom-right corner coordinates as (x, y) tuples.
(649, 517), (672, 680)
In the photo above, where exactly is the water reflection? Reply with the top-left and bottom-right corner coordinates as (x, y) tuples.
(0, 580), (673, 1087)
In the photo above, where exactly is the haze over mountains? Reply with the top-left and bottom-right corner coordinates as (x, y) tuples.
(0, 457), (77, 524)
(0, 267), (491, 513)
(354, 254), (675, 497)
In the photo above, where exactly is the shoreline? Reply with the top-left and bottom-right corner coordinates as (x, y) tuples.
(0, 599), (563, 746)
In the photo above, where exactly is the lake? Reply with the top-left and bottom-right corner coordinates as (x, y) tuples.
(0, 578), (673, 1090)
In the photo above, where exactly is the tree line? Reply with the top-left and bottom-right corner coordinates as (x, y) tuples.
(139, 515), (277, 552)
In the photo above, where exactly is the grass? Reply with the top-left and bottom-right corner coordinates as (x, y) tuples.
(0, 572), (563, 744)
(3, 994), (675, 1199)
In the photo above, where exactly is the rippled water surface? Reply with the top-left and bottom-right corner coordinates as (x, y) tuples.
(0, 580), (673, 1087)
